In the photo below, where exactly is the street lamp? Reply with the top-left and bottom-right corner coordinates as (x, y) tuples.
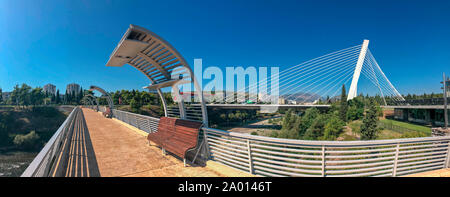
(441, 73), (449, 129)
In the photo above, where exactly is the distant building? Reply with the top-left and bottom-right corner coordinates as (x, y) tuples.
(2, 92), (11, 102)
(66, 83), (80, 95)
(43, 83), (56, 95)
(287, 100), (297, 105)
(278, 98), (286, 104)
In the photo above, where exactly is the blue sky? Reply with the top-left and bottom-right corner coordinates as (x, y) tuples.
(1, 0), (449, 95)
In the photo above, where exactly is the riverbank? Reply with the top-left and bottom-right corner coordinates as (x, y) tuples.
(0, 151), (37, 177)
(0, 106), (69, 176)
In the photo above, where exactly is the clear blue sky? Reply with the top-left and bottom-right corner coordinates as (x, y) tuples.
(1, 0), (449, 95)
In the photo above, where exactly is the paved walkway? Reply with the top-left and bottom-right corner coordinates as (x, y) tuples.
(407, 168), (450, 177)
(82, 108), (223, 177)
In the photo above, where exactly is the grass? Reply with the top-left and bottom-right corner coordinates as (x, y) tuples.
(377, 129), (403, 140)
(341, 119), (431, 141)
(379, 119), (431, 134)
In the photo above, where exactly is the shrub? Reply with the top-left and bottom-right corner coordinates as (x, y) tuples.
(13, 131), (41, 150)
(32, 106), (60, 117)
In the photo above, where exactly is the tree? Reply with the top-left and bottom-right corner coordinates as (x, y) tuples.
(322, 115), (345, 140)
(303, 114), (327, 140)
(13, 130), (41, 150)
(56, 90), (61, 104)
(278, 109), (302, 139)
(30, 87), (44, 106)
(339, 84), (348, 122)
(130, 98), (141, 113)
(360, 99), (379, 140)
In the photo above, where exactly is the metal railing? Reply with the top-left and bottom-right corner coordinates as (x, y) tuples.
(104, 110), (450, 177)
(21, 107), (80, 177)
(203, 127), (450, 177)
(112, 109), (160, 133)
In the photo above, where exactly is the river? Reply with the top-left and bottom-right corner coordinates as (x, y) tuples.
(0, 151), (37, 177)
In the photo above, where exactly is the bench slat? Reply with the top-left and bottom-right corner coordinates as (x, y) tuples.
(147, 117), (203, 161)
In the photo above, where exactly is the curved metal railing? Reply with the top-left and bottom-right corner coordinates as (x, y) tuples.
(21, 107), (79, 177)
(112, 109), (160, 133)
(103, 110), (450, 177)
(203, 127), (450, 177)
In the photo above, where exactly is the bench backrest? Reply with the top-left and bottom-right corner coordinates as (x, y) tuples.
(172, 119), (203, 147)
(157, 117), (177, 135)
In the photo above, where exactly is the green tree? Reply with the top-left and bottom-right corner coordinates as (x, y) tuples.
(303, 114), (327, 140)
(56, 90), (61, 104)
(339, 84), (348, 122)
(322, 115), (345, 140)
(30, 87), (44, 106)
(130, 98), (141, 113)
(360, 99), (379, 140)
(13, 131), (41, 150)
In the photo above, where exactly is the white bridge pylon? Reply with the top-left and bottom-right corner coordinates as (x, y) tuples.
(347, 40), (369, 101)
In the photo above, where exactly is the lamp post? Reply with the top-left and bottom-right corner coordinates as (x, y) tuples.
(441, 73), (449, 129)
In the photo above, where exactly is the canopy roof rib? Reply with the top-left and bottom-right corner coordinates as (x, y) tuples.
(106, 24), (191, 89)
(105, 24), (208, 126)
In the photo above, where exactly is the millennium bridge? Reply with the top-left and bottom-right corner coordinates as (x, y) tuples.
(22, 25), (450, 177)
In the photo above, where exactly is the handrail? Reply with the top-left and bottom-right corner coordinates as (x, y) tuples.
(111, 109), (160, 133)
(106, 109), (450, 177)
(203, 127), (450, 146)
(21, 107), (79, 177)
(203, 127), (450, 177)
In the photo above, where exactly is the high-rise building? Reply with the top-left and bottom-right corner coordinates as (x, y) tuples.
(66, 83), (81, 95)
(43, 83), (56, 95)
(2, 92), (11, 102)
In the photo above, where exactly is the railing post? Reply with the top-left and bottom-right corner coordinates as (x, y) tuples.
(147, 118), (151, 133)
(203, 129), (211, 159)
(135, 116), (139, 129)
(247, 139), (254, 174)
(392, 143), (400, 177)
(445, 140), (450, 168)
(321, 146), (326, 177)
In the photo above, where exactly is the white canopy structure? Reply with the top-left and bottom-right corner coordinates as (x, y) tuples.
(106, 24), (208, 126)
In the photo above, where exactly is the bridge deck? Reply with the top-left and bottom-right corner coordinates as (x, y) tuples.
(82, 108), (223, 177)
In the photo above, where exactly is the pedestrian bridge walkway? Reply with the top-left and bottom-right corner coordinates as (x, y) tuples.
(82, 108), (224, 177)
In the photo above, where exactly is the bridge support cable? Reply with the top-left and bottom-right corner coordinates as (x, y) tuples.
(366, 50), (405, 101)
(272, 53), (359, 99)
(255, 46), (362, 103)
(284, 58), (359, 102)
(357, 50), (405, 105)
(231, 39), (404, 106)
(244, 45), (361, 93)
(362, 56), (399, 104)
(229, 45), (362, 103)
(359, 61), (399, 101)
(254, 46), (362, 94)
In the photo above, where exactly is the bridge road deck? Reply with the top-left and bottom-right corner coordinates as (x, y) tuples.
(81, 108), (224, 177)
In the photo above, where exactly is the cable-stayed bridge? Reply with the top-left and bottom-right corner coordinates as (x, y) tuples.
(21, 25), (450, 177)
(207, 39), (405, 107)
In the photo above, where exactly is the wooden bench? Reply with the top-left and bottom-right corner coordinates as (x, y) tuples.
(147, 117), (203, 166)
(102, 107), (112, 118)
